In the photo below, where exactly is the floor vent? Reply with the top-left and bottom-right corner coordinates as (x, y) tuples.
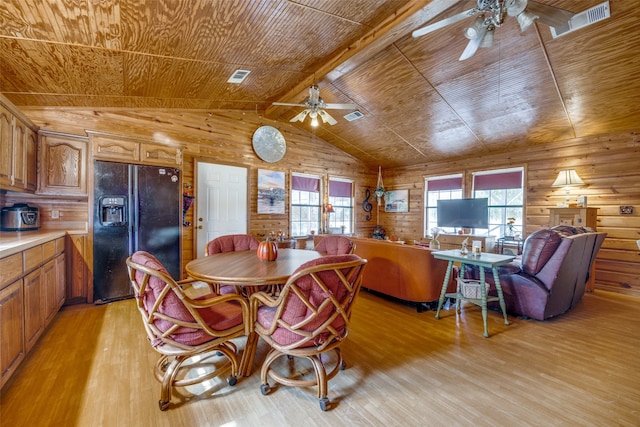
(344, 110), (364, 121)
(551, 1), (610, 38)
(227, 70), (251, 84)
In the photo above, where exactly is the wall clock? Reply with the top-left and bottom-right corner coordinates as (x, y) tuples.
(252, 126), (286, 163)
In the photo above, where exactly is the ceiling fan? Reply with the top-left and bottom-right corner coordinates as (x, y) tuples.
(273, 85), (356, 126)
(412, 0), (576, 61)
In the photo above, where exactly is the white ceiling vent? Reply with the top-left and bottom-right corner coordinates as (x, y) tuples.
(227, 69), (251, 84)
(344, 110), (364, 122)
(550, 1), (610, 38)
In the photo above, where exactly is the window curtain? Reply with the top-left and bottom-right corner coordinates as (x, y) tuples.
(427, 176), (462, 191)
(329, 180), (352, 197)
(292, 175), (320, 192)
(473, 170), (522, 190)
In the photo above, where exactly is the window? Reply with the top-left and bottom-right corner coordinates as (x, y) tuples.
(328, 178), (354, 234)
(290, 174), (321, 237)
(424, 175), (463, 236)
(473, 168), (524, 239)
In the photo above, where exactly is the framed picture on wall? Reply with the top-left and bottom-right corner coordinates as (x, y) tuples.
(257, 169), (286, 214)
(385, 189), (409, 213)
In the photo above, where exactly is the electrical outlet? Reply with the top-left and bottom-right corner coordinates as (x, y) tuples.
(51, 210), (59, 219)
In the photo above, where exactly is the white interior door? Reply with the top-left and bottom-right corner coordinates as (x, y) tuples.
(196, 162), (248, 257)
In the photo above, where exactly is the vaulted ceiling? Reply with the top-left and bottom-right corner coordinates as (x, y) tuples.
(1, 0), (638, 168)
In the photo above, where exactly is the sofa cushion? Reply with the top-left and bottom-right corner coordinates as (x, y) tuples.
(521, 229), (562, 276)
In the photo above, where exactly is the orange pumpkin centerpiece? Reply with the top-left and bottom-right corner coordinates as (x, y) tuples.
(257, 240), (278, 261)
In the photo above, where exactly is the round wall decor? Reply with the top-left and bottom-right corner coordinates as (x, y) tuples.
(252, 126), (286, 163)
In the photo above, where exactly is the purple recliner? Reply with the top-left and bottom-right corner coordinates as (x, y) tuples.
(464, 226), (606, 320)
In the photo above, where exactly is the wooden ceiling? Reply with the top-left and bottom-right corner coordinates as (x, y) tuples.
(1, 0), (638, 168)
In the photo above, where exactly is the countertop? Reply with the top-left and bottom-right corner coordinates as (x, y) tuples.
(0, 229), (83, 258)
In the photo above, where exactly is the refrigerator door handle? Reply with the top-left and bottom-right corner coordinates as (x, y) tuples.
(129, 164), (137, 254)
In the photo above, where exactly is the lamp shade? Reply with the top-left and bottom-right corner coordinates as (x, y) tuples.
(324, 204), (335, 213)
(552, 169), (585, 187)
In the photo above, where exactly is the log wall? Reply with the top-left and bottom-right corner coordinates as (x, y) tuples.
(2, 106), (638, 297)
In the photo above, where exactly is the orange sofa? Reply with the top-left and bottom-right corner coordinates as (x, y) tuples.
(345, 237), (456, 312)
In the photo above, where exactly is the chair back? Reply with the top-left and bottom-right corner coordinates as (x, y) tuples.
(314, 235), (354, 255)
(255, 254), (366, 351)
(206, 234), (259, 255)
(127, 251), (246, 350)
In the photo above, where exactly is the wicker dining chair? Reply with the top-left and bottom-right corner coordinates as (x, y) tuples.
(205, 234), (260, 256)
(205, 234), (261, 294)
(126, 251), (249, 411)
(249, 254), (367, 411)
(314, 235), (355, 255)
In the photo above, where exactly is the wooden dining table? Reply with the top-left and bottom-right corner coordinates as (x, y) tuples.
(185, 248), (324, 376)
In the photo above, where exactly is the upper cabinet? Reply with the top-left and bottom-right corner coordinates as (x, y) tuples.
(0, 100), (38, 193)
(90, 132), (182, 167)
(37, 131), (88, 197)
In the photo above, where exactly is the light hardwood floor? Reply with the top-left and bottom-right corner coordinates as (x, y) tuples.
(1, 289), (639, 427)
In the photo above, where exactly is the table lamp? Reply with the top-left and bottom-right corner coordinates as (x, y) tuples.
(552, 169), (585, 207)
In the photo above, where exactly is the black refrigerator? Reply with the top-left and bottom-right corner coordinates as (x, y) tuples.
(93, 160), (181, 304)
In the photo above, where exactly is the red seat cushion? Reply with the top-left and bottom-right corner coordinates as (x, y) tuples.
(132, 251), (243, 346)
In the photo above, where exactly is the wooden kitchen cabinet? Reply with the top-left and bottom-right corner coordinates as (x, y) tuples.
(0, 100), (38, 193)
(37, 131), (88, 196)
(23, 268), (43, 352)
(65, 234), (89, 305)
(90, 132), (182, 166)
(0, 280), (25, 388)
(0, 233), (66, 388)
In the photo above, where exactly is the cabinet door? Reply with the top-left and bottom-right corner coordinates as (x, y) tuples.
(0, 279), (25, 388)
(0, 104), (13, 188)
(38, 132), (88, 196)
(42, 259), (58, 326)
(11, 118), (27, 189)
(93, 136), (140, 162)
(65, 234), (88, 304)
(55, 254), (66, 310)
(141, 142), (182, 166)
(25, 126), (38, 192)
(24, 268), (43, 352)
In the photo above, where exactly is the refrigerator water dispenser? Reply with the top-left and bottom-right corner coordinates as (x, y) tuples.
(99, 196), (127, 226)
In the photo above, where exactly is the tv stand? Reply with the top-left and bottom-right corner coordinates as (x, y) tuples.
(437, 234), (495, 253)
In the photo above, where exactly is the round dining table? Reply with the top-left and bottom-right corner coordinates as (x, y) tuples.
(185, 248), (324, 376)
(185, 248), (323, 285)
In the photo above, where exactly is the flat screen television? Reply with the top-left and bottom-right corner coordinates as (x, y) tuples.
(437, 198), (488, 229)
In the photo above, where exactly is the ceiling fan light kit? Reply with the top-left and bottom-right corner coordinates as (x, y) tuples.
(412, 1), (610, 61)
(272, 85), (356, 126)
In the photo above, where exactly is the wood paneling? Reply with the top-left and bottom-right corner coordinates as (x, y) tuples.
(2, 1), (639, 169)
(376, 131), (640, 296)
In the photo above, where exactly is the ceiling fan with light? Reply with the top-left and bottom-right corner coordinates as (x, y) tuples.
(273, 85), (357, 126)
(412, 0), (610, 61)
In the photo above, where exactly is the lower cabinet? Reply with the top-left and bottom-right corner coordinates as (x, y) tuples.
(23, 268), (43, 352)
(0, 235), (66, 388)
(0, 280), (25, 388)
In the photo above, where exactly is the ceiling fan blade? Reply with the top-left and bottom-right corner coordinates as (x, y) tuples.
(459, 24), (487, 61)
(324, 103), (357, 110)
(527, 1), (575, 28)
(412, 7), (478, 38)
(273, 102), (306, 107)
(317, 110), (338, 126)
(290, 109), (309, 123)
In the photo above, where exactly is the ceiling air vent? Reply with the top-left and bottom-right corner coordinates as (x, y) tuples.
(227, 69), (251, 84)
(550, 1), (610, 38)
(344, 110), (364, 122)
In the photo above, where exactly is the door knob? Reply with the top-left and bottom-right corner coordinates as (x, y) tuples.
(198, 225), (203, 229)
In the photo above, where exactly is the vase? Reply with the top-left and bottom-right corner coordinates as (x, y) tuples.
(430, 239), (440, 250)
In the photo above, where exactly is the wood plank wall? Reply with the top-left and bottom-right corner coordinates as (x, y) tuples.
(3, 107), (639, 297)
(8, 108), (376, 278)
(376, 131), (640, 296)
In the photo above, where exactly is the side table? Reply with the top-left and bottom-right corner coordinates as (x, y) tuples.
(496, 237), (523, 255)
(432, 249), (515, 337)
